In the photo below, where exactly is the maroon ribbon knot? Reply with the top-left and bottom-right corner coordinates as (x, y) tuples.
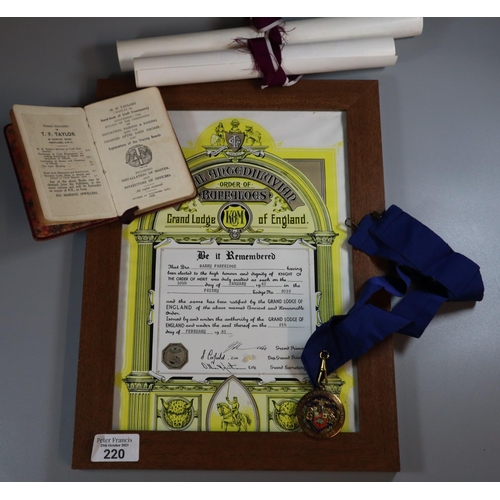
(246, 17), (300, 88)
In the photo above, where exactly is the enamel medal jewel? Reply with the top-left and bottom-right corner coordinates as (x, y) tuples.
(297, 351), (345, 439)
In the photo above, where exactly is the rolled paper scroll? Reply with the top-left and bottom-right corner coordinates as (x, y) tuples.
(117, 17), (423, 72)
(133, 37), (397, 88)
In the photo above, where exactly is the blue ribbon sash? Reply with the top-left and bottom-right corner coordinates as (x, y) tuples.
(302, 205), (484, 385)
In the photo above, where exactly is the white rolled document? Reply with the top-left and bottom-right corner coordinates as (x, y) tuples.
(118, 17), (422, 72)
(134, 37), (397, 88)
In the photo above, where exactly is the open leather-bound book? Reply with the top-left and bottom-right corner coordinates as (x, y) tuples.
(8, 86), (196, 239)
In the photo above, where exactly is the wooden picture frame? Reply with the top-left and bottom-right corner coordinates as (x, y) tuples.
(72, 78), (399, 471)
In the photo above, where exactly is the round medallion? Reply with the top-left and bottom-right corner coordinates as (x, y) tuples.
(296, 389), (345, 439)
(217, 202), (252, 240)
(125, 144), (152, 167)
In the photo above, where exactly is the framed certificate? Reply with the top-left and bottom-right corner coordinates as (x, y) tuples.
(72, 79), (399, 471)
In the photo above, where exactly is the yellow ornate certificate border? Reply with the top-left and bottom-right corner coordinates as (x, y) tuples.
(113, 111), (356, 434)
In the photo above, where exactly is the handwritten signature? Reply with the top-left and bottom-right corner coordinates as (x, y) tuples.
(223, 341), (267, 353)
(200, 361), (244, 371)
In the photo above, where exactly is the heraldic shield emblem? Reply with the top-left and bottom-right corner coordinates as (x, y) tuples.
(225, 132), (245, 152)
(313, 410), (328, 430)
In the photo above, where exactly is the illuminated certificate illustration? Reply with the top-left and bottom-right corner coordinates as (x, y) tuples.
(114, 110), (356, 433)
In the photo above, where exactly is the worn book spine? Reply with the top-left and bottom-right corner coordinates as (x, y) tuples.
(4, 124), (108, 240)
